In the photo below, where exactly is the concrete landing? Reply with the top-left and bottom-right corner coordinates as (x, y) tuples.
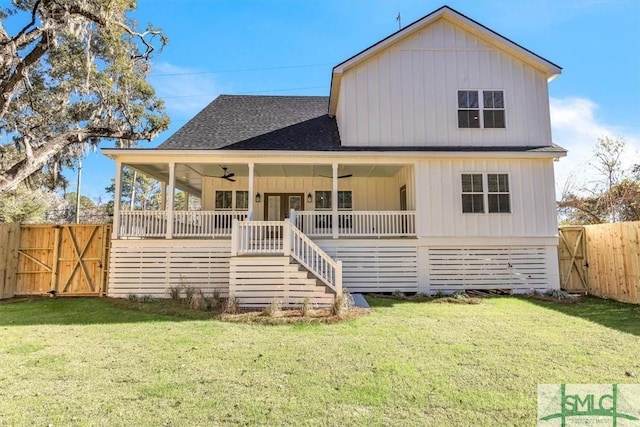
(351, 293), (370, 308)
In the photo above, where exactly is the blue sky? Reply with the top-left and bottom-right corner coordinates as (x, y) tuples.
(76, 0), (640, 200)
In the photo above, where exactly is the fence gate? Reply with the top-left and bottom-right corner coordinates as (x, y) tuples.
(16, 225), (110, 296)
(558, 226), (588, 292)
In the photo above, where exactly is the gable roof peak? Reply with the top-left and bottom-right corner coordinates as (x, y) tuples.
(328, 5), (562, 115)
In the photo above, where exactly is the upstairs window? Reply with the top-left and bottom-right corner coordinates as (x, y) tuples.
(458, 90), (505, 129)
(483, 91), (505, 128)
(457, 91), (480, 128)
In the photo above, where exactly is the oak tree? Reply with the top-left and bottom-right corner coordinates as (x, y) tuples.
(0, 0), (169, 193)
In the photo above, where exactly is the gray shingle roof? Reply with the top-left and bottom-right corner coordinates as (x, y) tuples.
(158, 95), (339, 150)
(158, 94), (566, 154)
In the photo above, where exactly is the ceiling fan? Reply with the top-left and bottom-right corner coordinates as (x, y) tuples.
(319, 174), (353, 179)
(216, 166), (236, 182)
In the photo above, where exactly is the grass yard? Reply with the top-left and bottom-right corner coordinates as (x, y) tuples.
(0, 296), (639, 426)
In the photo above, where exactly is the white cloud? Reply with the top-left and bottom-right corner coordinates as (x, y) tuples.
(550, 97), (640, 197)
(150, 62), (221, 118)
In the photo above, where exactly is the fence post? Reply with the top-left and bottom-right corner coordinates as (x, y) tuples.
(283, 219), (291, 256)
(230, 218), (239, 256)
(335, 260), (343, 298)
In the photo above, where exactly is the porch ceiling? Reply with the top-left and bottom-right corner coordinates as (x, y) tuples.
(126, 163), (406, 197)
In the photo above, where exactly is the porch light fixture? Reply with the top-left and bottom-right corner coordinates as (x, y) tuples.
(255, 193), (261, 203)
(307, 193), (313, 203)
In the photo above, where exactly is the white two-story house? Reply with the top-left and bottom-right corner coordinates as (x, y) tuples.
(104, 6), (566, 306)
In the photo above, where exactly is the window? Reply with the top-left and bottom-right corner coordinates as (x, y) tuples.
(483, 91), (505, 128)
(461, 174), (511, 214)
(315, 191), (331, 209)
(461, 174), (484, 213)
(457, 90), (480, 128)
(338, 191), (352, 210)
(458, 90), (505, 129)
(315, 190), (353, 210)
(487, 174), (510, 213)
(235, 191), (249, 210)
(215, 191), (232, 210)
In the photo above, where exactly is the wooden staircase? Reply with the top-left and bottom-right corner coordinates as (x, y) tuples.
(229, 256), (336, 307)
(229, 219), (343, 308)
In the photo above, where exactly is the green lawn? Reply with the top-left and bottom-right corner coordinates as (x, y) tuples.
(0, 296), (639, 426)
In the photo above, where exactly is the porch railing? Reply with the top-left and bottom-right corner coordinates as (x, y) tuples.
(293, 210), (416, 238)
(118, 210), (248, 238)
(233, 221), (284, 255)
(117, 210), (416, 239)
(231, 219), (342, 296)
(173, 211), (248, 238)
(119, 210), (167, 237)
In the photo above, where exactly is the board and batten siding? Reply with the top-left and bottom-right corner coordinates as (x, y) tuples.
(201, 175), (412, 219)
(336, 18), (552, 147)
(415, 158), (558, 238)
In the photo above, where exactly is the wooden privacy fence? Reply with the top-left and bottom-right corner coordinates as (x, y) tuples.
(0, 224), (21, 299)
(0, 224), (111, 298)
(559, 221), (640, 304)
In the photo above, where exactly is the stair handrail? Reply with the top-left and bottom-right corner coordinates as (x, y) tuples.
(284, 219), (342, 297)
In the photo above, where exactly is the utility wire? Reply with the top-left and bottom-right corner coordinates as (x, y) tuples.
(160, 85), (329, 99)
(150, 63), (332, 77)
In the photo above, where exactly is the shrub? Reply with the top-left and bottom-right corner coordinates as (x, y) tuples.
(224, 295), (240, 314)
(167, 286), (182, 301)
(301, 297), (311, 317)
(188, 290), (206, 310)
(261, 300), (282, 317)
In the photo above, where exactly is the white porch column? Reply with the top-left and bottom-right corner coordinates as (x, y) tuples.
(248, 162), (255, 220)
(160, 182), (167, 210)
(332, 163), (338, 239)
(413, 162), (421, 238)
(112, 161), (123, 239)
(166, 162), (175, 239)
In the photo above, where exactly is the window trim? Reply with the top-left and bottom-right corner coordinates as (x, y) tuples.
(457, 89), (506, 129)
(235, 190), (249, 211)
(460, 173), (512, 215)
(461, 173), (485, 214)
(214, 190), (233, 210)
(487, 173), (511, 214)
(314, 190), (353, 210)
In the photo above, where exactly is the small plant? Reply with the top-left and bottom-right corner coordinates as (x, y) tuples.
(167, 286), (182, 301)
(331, 293), (347, 316)
(139, 295), (157, 304)
(301, 297), (311, 317)
(224, 295), (240, 314)
(452, 291), (469, 300)
(127, 294), (139, 302)
(544, 289), (571, 300)
(392, 290), (404, 297)
(261, 300), (282, 317)
(188, 289), (206, 310)
(184, 286), (197, 304)
(212, 288), (221, 301)
(415, 292), (429, 298)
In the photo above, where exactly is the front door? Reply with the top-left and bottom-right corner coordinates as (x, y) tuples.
(264, 193), (304, 221)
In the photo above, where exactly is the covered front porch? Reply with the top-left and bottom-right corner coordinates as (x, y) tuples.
(110, 156), (417, 240)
